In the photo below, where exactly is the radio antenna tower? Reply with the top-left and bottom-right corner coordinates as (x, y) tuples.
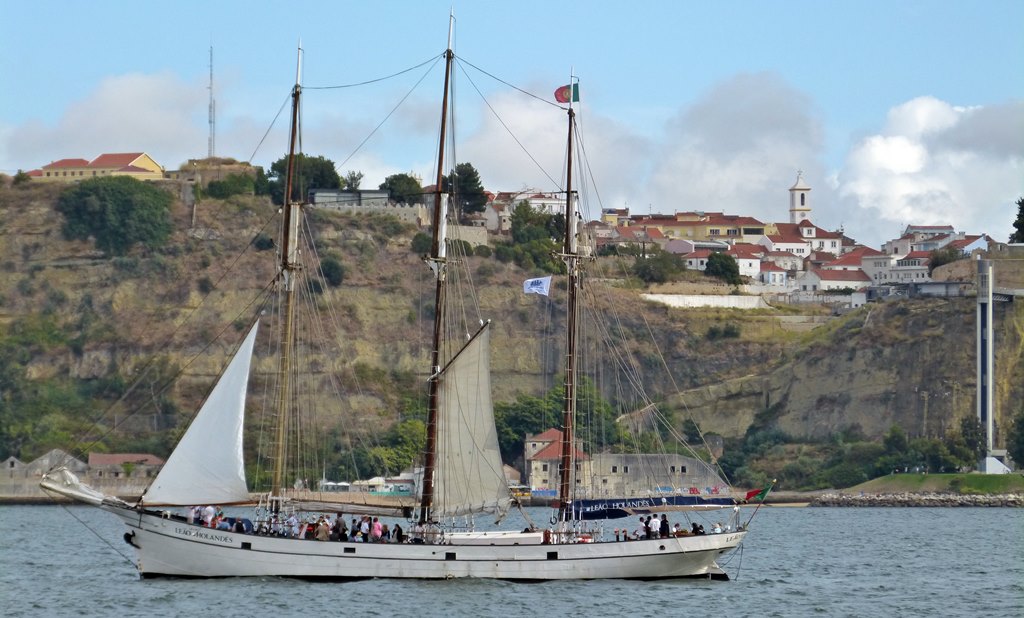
(208, 46), (216, 159)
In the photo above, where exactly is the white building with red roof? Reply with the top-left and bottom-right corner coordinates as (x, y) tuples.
(524, 429), (590, 491)
(798, 268), (872, 292)
(891, 250), (932, 282)
(758, 261), (789, 287)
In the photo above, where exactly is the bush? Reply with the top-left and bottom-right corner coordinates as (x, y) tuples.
(56, 176), (172, 256)
(252, 233), (274, 251)
(321, 255), (346, 287)
(410, 233), (432, 254)
(205, 173), (254, 199)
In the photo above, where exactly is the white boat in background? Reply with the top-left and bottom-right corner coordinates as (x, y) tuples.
(42, 14), (751, 580)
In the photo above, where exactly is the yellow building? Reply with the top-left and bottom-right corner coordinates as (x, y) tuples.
(36, 152), (165, 182)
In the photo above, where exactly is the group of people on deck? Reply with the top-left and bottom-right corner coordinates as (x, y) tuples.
(612, 514), (729, 541)
(188, 508), (418, 543)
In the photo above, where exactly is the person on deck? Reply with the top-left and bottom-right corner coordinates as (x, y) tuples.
(659, 514), (670, 538)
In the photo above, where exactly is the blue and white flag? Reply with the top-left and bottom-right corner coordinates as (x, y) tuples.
(523, 275), (552, 296)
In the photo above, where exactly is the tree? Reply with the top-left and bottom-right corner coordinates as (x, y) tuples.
(704, 252), (742, 285)
(344, 170), (364, 190)
(633, 249), (687, 284)
(444, 162), (487, 219)
(1006, 405), (1024, 465)
(928, 246), (962, 275)
(958, 415), (986, 462)
(1011, 197), (1024, 243)
(379, 173), (424, 205)
(56, 176), (173, 256)
(266, 154), (341, 205)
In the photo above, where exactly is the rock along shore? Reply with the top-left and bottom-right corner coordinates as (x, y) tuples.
(811, 492), (1024, 507)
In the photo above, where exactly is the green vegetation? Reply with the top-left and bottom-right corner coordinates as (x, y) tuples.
(491, 201), (564, 273)
(928, 246), (963, 274)
(204, 173), (255, 199)
(632, 249), (687, 284)
(443, 162), (487, 219)
(720, 418), (996, 491)
(320, 254), (346, 287)
(266, 153), (341, 205)
(1011, 196), (1024, 243)
(379, 172), (424, 205)
(704, 252), (742, 285)
(1008, 405), (1024, 464)
(56, 176), (173, 256)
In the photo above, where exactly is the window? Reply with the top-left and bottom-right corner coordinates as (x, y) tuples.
(611, 466), (618, 473)
(709, 228), (720, 236)
(800, 194), (805, 206)
(623, 466), (629, 473)
(542, 478), (548, 485)
(670, 466), (676, 473)
(601, 478), (607, 484)
(542, 464), (548, 472)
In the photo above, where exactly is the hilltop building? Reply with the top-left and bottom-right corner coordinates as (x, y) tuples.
(32, 153), (165, 183)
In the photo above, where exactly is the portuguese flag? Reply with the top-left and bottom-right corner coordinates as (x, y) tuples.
(554, 83), (579, 103)
(745, 485), (771, 502)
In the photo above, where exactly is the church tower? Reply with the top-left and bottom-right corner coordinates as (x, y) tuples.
(789, 171), (811, 224)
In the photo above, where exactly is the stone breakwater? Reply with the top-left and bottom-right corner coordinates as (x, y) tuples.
(811, 492), (1024, 507)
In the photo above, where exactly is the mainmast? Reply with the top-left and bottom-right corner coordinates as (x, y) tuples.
(419, 15), (455, 525)
(557, 87), (579, 521)
(271, 44), (303, 505)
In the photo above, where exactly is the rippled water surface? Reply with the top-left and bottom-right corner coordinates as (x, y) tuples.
(2, 505), (1021, 617)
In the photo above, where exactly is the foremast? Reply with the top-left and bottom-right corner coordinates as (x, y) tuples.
(271, 44), (304, 507)
(418, 15), (455, 525)
(557, 85), (581, 522)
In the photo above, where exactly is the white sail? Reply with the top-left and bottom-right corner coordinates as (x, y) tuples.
(433, 323), (511, 518)
(141, 322), (259, 506)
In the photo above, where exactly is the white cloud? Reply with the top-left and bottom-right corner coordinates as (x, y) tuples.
(3, 73), (207, 171)
(838, 97), (1024, 245)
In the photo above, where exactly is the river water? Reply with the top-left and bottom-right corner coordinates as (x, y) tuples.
(2, 504), (1021, 617)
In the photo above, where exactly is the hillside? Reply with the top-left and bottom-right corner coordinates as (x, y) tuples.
(1, 180), (1022, 466)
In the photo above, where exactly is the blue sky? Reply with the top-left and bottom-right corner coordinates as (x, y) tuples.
(2, 0), (1022, 248)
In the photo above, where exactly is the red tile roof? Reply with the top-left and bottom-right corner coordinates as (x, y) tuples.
(527, 428), (563, 443)
(43, 158), (90, 169)
(531, 440), (589, 461)
(811, 268), (871, 282)
(89, 153), (144, 168)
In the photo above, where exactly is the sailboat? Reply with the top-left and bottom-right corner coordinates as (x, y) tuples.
(41, 17), (750, 580)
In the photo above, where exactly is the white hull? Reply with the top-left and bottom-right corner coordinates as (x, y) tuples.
(110, 506), (744, 580)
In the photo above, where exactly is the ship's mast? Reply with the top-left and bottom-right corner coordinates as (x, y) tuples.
(271, 44), (303, 506)
(419, 14), (455, 525)
(557, 82), (579, 521)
